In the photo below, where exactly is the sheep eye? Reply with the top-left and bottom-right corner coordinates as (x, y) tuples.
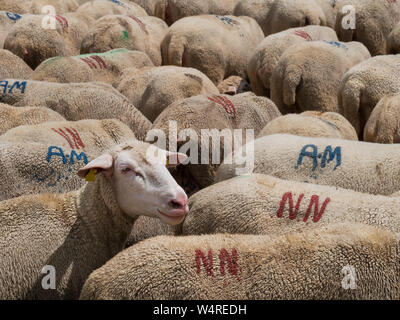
(121, 167), (131, 173)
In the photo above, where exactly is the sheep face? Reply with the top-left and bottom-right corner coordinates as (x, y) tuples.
(78, 141), (189, 225)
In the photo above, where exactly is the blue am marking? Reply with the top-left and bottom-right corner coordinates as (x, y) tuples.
(5, 12), (21, 22)
(295, 144), (342, 172)
(46, 146), (88, 165)
(323, 40), (348, 50)
(0, 80), (27, 95)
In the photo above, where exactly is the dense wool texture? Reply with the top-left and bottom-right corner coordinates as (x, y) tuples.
(0, 119), (136, 200)
(387, 22), (400, 54)
(161, 15), (264, 85)
(0, 0), (79, 14)
(184, 174), (400, 237)
(314, 0), (338, 28)
(364, 94), (400, 144)
(114, 66), (219, 122)
(80, 15), (167, 66)
(151, 93), (281, 195)
(0, 103), (64, 135)
(234, 0), (327, 36)
(0, 79), (151, 140)
(258, 111), (358, 141)
(217, 76), (251, 96)
(270, 40), (370, 116)
(0, 11), (22, 47)
(248, 26), (339, 96)
(338, 55), (400, 136)
(216, 134), (400, 195)
(0, 49), (32, 79)
(3, 13), (94, 69)
(335, 0), (400, 56)
(31, 49), (154, 84)
(77, 0), (148, 20)
(80, 224), (400, 300)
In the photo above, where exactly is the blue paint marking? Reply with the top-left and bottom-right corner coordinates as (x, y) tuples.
(323, 40), (348, 50)
(295, 144), (342, 172)
(46, 146), (88, 165)
(5, 12), (21, 22)
(216, 16), (237, 26)
(0, 80), (27, 95)
(110, 0), (122, 5)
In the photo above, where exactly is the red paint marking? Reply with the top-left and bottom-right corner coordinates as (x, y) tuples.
(54, 15), (68, 28)
(90, 55), (107, 69)
(219, 248), (242, 281)
(128, 16), (148, 34)
(387, 0), (397, 3)
(195, 249), (214, 276)
(51, 127), (85, 150)
(276, 192), (330, 223)
(294, 30), (312, 41)
(207, 95), (236, 116)
(80, 57), (97, 69)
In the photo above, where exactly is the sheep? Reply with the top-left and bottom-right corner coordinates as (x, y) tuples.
(0, 140), (189, 299)
(0, 0), (79, 14)
(0, 49), (33, 79)
(113, 66), (219, 122)
(258, 111), (358, 141)
(364, 94), (400, 144)
(3, 13), (94, 69)
(314, 0), (338, 28)
(80, 223), (400, 300)
(0, 79), (151, 141)
(184, 173), (400, 238)
(216, 134), (400, 196)
(217, 76), (251, 96)
(234, 0), (327, 37)
(30, 49), (154, 84)
(270, 40), (370, 116)
(161, 15), (265, 85)
(81, 15), (167, 66)
(150, 92), (281, 196)
(334, 0), (400, 56)
(76, 0), (148, 20)
(387, 21), (400, 54)
(0, 103), (65, 135)
(338, 55), (400, 136)
(0, 11), (22, 47)
(248, 26), (339, 97)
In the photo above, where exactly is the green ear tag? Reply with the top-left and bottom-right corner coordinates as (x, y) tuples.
(85, 169), (97, 182)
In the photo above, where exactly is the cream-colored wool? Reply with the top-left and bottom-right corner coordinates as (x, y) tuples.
(0, 79), (151, 141)
(3, 13), (94, 69)
(80, 224), (400, 300)
(114, 66), (219, 122)
(391, 191), (400, 197)
(0, 140), (183, 299)
(0, 119), (136, 200)
(31, 49), (154, 84)
(270, 40), (370, 116)
(387, 22), (400, 54)
(161, 15), (264, 85)
(314, 0), (338, 28)
(258, 112), (358, 141)
(217, 76), (251, 96)
(184, 174), (400, 237)
(0, 49), (33, 79)
(234, 0), (327, 36)
(248, 26), (339, 96)
(338, 55), (400, 136)
(0, 0), (79, 14)
(126, 0), (158, 15)
(335, 0), (400, 56)
(151, 93), (281, 195)
(364, 94), (400, 144)
(216, 134), (400, 195)
(0, 103), (64, 135)
(81, 15), (167, 66)
(0, 11), (22, 47)
(77, 0), (148, 20)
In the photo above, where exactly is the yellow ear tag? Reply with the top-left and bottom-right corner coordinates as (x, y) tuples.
(166, 158), (170, 166)
(85, 168), (97, 182)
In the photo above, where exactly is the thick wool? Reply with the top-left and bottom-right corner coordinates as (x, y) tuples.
(258, 111), (358, 141)
(248, 26), (339, 96)
(0, 103), (64, 135)
(314, 0), (338, 28)
(114, 66), (219, 122)
(31, 49), (154, 84)
(364, 94), (400, 144)
(76, 0), (148, 20)
(0, 49), (33, 79)
(270, 40), (370, 116)
(217, 76), (251, 96)
(338, 55), (400, 136)
(234, 0), (327, 36)
(151, 93), (281, 195)
(334, 0), (400, 56)
(0, 0), (79, 14)
(3, 13), (94, 69)
(184, 174), (400, 238)
(81, 15), (167, 66)
(80, 224), (400, 300)
(0, 11), (22, 47)
(216, 134), (400, 196)
(161, 15), (264, 85)
(0, 119), (136, 200)
(387, 22), (400, 54)
(0, 79), (151, 140)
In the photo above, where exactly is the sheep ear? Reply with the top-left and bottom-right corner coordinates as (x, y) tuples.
(166, 151), (188, 167)
(77, 153), (114, 180)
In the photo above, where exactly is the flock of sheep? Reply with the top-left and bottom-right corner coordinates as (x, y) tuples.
(0, 0), (400, 300)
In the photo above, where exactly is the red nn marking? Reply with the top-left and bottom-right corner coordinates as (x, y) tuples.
(219, 248), (242, 281)
(195, 249), (214, 276)
(294, 30), (312, 41)
(303, 195), (331, 223)
(276, 192), (304, 220)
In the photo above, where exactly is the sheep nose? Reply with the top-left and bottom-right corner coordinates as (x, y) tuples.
(168, 196), (188, 210)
